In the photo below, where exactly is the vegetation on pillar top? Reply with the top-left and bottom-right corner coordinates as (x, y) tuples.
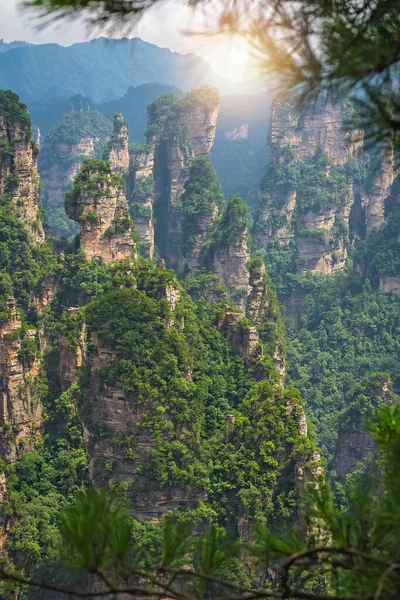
(213, 195), (249, 248)
(45, 109), (112, 146)
(337, 372), (396, 433)
(65, 158), (125, 220)
(260, 149), (351, 216)
(145, 86), (218, 144)
(0, 90), (31, 129)
(146, 93), (180, 141)
(179, 85), (219, 112)
(103, 112), (129, 156)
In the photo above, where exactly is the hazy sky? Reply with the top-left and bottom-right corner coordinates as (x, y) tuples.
(0, 0), (198, 49)
(0, 0), (259, 81)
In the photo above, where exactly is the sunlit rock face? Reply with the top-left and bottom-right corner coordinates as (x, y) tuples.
(253, 99), (356, 277)
(254, 95), (395, 282)
(213, 232), (251, 312)
(269, 99), (362, 165)
(66, 160), (137, 263)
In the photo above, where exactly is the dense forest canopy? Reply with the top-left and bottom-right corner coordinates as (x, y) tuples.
(1, 2), (400, 595)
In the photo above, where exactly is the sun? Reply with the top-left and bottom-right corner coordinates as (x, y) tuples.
(199, 33), (260, 83)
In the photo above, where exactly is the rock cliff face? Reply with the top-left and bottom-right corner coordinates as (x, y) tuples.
(269, 99), (361, 165)
(0, 93), (44, 243)
(66, 159), (137, 263)
(193, 195), (251, 312)
(130, 87), (219, 261)
(105, 113), (130, 175)
(335, 374), (395, 479)
(0, 297), (42, 461)
(246, 261), (269, 323)
(59, 308), (87, 392)
(254, 96), (395, 281)
(80, 274), (207, 517)
(83, 330), (206, 518)
(129, 150), (155, 258)
(361, 148), (395, 236)
(288, 397), (324, 481)
(216, 308), (262, 360)
(213, 230), (251, 311)
(177, 206), (218, 273)
(379, 275), (400, 296)
(255, 99), (358, 276)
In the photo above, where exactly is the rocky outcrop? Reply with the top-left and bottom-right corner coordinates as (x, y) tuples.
(82, 286), (205, 517)
(177, 205), (218, 274)
(105, 113), (130, 175)
(361, 148), (395, 236)
(255, 101), (362, 275)
(212, 198), (251, 311)
(379, 275), (400, 296)
(164, 92), (218, 266)
(296, 215), (349, 275)
(59, 308), (87, 391)
(0, 93), (45, 243)
(254, 97), (363, 276)
(0, 297), (42, 461)
(129, 150), (155, 258)
(177, 93), (219, 155)
(157, 279), (181, 328)
(335, 427), (375, 479)
(246, 260), (269, 325)
(66, 159), (136, 263)
(213, 240), (250, 312)
(30, 277), (59, 314)
(130, 86), (219, 261)
(174, 155), (222, 274)
(216, 308), (263, 361)
(288, 396), (324, 535)
(269, 98), (362, 165)
(335, 374), (394, 479)
(255, 97), (396, 282)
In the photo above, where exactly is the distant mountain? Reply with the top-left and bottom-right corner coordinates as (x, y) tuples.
(0, 37), (236, 104)
(29, 83), (184, 139)
(0, 39), (31, 53)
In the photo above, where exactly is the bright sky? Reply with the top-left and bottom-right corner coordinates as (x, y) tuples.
(0, 0), (260, 82)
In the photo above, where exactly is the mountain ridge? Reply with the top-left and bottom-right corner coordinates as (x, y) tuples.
(0, 36), (244, 103)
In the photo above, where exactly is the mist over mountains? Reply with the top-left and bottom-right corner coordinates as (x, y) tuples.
(0, 36), (252, 103)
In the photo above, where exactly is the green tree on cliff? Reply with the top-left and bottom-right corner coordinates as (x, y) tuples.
(2, 401), (400, 599)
